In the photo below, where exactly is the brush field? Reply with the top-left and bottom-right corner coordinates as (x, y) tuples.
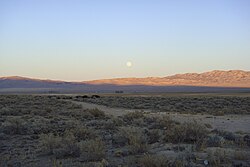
(0, 94), (250, 167)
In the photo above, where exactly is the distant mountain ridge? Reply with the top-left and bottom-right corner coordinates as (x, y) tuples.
(0, 70), (250, 93)
(85, 70), (250, 88)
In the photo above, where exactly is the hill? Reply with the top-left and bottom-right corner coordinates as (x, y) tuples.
(86, 70), (250, 88)
(1, 70), (250, 93)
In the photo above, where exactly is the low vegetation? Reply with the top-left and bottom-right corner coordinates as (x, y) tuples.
(0, 95), (249, 166)
(77, 95), (250, 114)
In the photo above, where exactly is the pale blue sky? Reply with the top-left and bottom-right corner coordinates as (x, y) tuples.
(0, 0), (250, 81)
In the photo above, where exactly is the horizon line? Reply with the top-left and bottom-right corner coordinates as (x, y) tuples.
(0, 69), (249, 82)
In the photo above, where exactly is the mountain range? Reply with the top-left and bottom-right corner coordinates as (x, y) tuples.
(1, 70), (250, 93)
(86, 70), (250, 87)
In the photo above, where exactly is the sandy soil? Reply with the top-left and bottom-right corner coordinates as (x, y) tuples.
(70, 100), (250, 134)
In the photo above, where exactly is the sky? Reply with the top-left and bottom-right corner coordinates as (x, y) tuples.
(0, 0), (250, 81)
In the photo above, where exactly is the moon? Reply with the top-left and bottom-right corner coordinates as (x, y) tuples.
(126, 61), (132, 67)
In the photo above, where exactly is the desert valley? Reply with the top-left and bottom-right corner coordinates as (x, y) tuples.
(1, 70), (250, 94)
(1, 70), (250, 166)
(1, 1), (250, 166)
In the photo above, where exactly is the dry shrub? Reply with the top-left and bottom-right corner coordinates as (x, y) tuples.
(87, 108), (105, 118)
(207, 135), (225, 147)
(81, 96), (250, 115)
(214, 130), (237, 141)
(213, 111), (225, 116)
(179, 121), (207, 143)
(195, 139), (207, 151)
(2, 117), (29, 135)
(103, 118), (124, 130)
(54, 131), (81, 158)
(165, 121), (207, 144)
(118, 126), (148, 154)
(154, 115), (175, 130)
(132, 118), (145, 127)
(164, 124), (185, 144)
(233, 150), (249, 160)
(139, 154), (171, 167)
(40, 133), (62, 154)
(62, 109), (92, 119)
(0, 107), (21, 116)
(147, 129), (161, 144)
(71, 125), (96, 141)
(172, 158), (188, 167)
(204, 123), (213, 129)
(40, 131), (81, 158)
(207, 148), (230, 167)
(80, 138), (105, 161)
(123, 111), (144, 121)
(234, 137), (248, 148)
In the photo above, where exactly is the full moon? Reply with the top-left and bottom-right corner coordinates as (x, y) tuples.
(126, 61), (132, 67)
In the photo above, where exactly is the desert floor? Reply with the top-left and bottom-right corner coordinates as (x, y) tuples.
(0, 94), (250, 167)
